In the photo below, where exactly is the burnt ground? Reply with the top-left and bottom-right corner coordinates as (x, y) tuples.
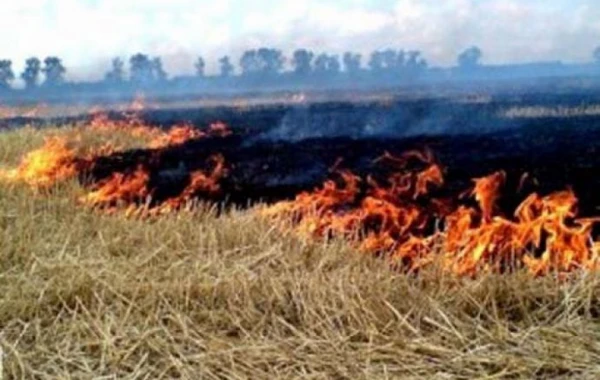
(5, 94), (600, 217)
(86, 114), (600, 219)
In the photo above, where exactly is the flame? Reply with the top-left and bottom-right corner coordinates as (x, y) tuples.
(0, 103), (49, 119)
(0, 137), (81, 187)
(80, 165), (151, 208)
(22, 103), (49, 118)
(4, 111), (600, 277)
(2, 112), (231, 217)
(148, 124), (204, 149)
(147, 122), (230, 149)
(88, 112), (162, 141)
(263, 151), (600, 276)
(472, 171), (505, 222)
(78, 155), (227, 217)
(149, 154), (227, 216)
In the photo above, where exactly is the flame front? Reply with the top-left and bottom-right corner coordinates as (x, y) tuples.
(4, 109), (600, 277)
(263, 152), (600, 276)
(0, 137), (81, 188)
(2, 112), (231, 217)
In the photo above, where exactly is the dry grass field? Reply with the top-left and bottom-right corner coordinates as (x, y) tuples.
(1, 125), (600, 379)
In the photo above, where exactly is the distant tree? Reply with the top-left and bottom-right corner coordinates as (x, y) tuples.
(343, 52), (361, 74)
(194, 56), (206, 77)
(151, 57), (167, 82)
(594, 47), (600, 64)
(257, 48), (284, 76)
(129, 54), (167, 85)
(381, 49), (398, 70)
(21, 57), (41, 90)
(129, 53), (154, 85)
(219, 56), (234, 78)
(396, 50), (406, 68)
(406, 50), (427, 71)
(240, 48), (284, 77)
(368, 49), (407, 73)
(368, 51), (385, 72)
(0, 60), (15, 90)
(457, 46), (483, 69)
(314, 54), (341, 76)
(292, 49), (314, 76)
(104, 58), (125, 84)
(240, 50), (260, 75)
(42, 56), (66, 87)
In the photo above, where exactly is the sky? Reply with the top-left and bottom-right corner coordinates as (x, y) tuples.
(2, 0), (599, 80)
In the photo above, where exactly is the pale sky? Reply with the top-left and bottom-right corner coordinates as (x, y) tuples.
(2, 0), (600, 80)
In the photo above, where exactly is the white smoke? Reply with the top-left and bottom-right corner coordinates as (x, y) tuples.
(0, 0), (598, 81)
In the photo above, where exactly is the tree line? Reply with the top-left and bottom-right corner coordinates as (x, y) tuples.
(0, 46), (599, 91)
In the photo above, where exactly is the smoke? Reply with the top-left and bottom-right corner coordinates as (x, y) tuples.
(254, 99), (516, 143)
(1, 0), (599, 81)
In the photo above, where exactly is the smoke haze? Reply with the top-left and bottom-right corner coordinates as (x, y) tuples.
(1, 0), (599, 81)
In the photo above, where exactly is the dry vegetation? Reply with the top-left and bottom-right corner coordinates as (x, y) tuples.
(501, 104), (600, 119)
(1, 126), (600, 379)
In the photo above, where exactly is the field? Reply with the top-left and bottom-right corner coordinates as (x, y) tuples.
(2, 95), (600, 378)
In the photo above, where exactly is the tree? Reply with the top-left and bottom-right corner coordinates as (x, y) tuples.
(457, 46), (483, 69)
(21, 57), (41, 90)
(257, 48), (284, 76)
(219, 56), (234, 78)
(594, 47), (600, 64)
(129, 53), (154, 85)
(0, 60), (15, 90)
(104, 58), (125, 84)
(240, 50), (260, 75)
(368, 51), (385, 72)
(368, 50), (406, 73)
(239, 48), (284, 77)
(194, 57), (206, 77)
(151, 57), (167, 82)
(129, 54), (168, 85)
(406, 51), (427, 70)
(42, 56), (66, 87)
(314, 54), (341, 76)
(396, 50), (406, 68)
(292, 49), (314, 76)
(381, 49), (398, 70)
(343, 52), (362, 74)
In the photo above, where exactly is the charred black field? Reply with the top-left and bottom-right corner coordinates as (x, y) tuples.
(58, 91), (600, 218)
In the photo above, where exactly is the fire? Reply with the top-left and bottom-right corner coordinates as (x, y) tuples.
(263, 151), (600, 276)
(0, 103), (50, 119)
(150, 154), (227, 215)
(22, 103), (49, 118)
(88, 111), (162, 141)
(3, 108), (599, 277)
(147, 122), (230, 149)
(87, 111), (231, 149)
(78, 155), (226, 217)
(472, 171), (505, 222)
(0, 137), (81, 187)
(79, 165), (151, 208)
(2, 111), (231, 217)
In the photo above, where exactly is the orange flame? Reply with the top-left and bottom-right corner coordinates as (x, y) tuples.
(263, 151), (600, 276)
(2, 112), (232, 217)
(150, 155), (227, 216)
(0, 137), (81, 187)
(78, 155), (227, 217)
(79, 165), (151, 207)
(4, 112), (600, 277)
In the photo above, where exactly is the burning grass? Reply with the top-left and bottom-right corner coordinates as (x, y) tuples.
(2, 120), (600, 377)
(4, 115), (600, 277)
